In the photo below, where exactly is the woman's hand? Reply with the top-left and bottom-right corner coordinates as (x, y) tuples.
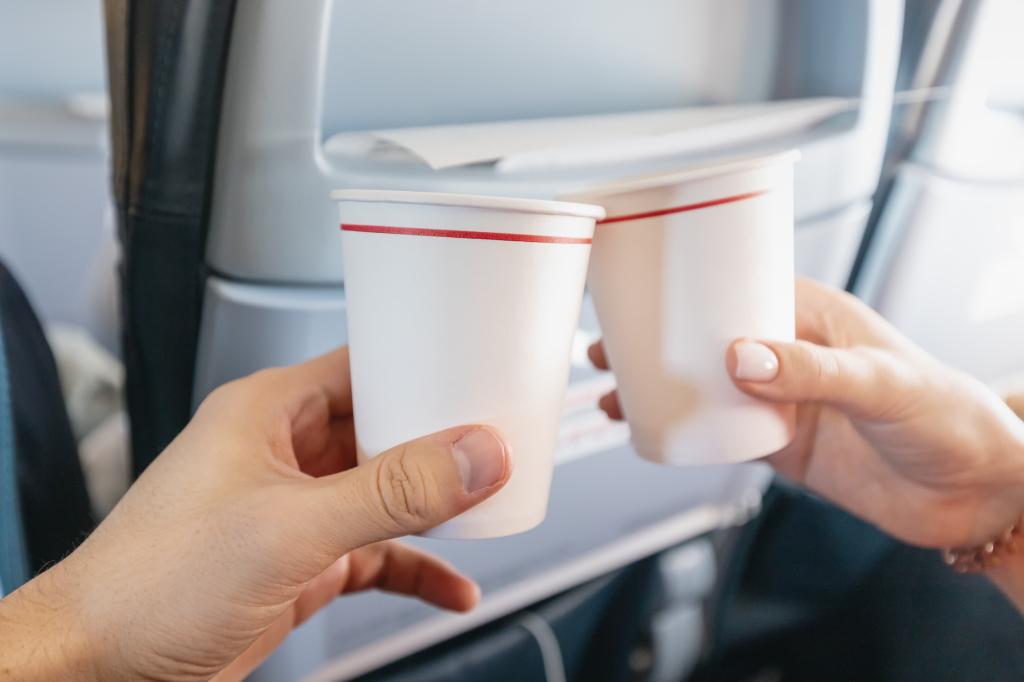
(591, 278), (1024, 551)
(0, 347), (511, 682)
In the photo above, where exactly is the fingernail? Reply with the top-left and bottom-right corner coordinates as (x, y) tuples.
(598, 392), (623, 420)
(733, 341), (780, 382)
(452, 429), (507, 493)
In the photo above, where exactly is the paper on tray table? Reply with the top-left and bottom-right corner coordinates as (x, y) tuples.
(497, 97), (855, 173)
(368, 97), (852, 171)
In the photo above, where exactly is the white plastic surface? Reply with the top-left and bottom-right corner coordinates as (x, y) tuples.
(910, 0), (1024, 182)
(320, 0), (779, 133)
(571, 155), (797, 465)
(857, 164), (1024, 383)
(0, 0), (106, 99)
(191, 279), (348, 409)
(793, 200), (872, 287)
(338, 194), (597, 538)
(205, 0), (901, 284)
(0, 102), (113, 339)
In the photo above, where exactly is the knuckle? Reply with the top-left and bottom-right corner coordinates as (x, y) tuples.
(805, 345), (841, 384)
(248, 366), (287, 387)
(373, 446), (435, 531)
(817, 307), (848, 347)
(195, 368), (283, 420)
(195, 379), (246, 418)
(819, 351), (843, 383)
(832, 287), (863, 309)
(860, 350), (918, 419)
(198, 382), (233, 411)
(204, 367), (281, 403)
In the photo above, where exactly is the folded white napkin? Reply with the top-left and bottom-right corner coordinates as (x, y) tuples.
(365, 98), (852, 171)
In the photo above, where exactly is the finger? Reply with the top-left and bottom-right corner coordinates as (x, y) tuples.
(795, 303), (828, 345)
(793, 278), (852, 344)
(726, 338), (905, 419)
(278, 346), (354, 417)
(794, 276), (838, 307)
(342, 542), (480, 612)
(598, 391), (623, 421)
(295, 418), (358, 477)
(304, 426), (512, 553)
(588, 341), (610, 370)
(1007, 393), (1024, 422)
(254, 348), (356, 474)
(794, 277), (864, 318)
(199, 346), (354, 435)
(292, 556), (352, 626)
(793, 278), (916, 351)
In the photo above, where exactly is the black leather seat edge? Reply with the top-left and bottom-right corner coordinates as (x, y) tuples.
(103, 0), (239, 476)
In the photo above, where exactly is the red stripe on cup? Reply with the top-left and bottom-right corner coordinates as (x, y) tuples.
(597, 189), (771, 225)
(340, 223), (592, 245)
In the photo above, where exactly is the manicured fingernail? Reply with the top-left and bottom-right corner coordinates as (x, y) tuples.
(452, 429), (507, 493)
(598, 392), (623, 420)
(732, 341), (779, 382)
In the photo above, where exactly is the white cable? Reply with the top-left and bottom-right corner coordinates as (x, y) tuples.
(516, 611), (566, 682)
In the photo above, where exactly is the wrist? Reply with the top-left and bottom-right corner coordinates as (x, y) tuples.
(962, 405), (1024, 546)
(981, 415), (1024, 606)
(0, 563), (104, 680)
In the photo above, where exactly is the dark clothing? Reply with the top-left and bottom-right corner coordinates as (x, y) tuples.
(694, 483), (1024, 682)
(0, 262), (93, 581)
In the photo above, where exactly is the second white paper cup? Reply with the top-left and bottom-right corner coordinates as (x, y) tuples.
(565, 151), (799, 465)
(334, 189), (604, 538)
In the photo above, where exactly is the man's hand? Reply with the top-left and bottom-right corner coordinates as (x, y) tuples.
(0, 347), (511, 681)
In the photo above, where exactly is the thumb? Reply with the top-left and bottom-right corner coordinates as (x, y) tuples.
(305, 426), (512, 554)
(726, 338), (898, 418)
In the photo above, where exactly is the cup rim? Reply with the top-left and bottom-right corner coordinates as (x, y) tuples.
(330, 189), (606, 220)
(562, 149), (800, 202)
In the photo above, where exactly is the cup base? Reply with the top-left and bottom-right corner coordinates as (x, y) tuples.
(419, 509), (546, 540)
(630, 409), (796, 466)
(631, 440), (774, 466)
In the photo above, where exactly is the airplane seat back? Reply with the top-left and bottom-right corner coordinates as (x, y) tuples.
(855, 0), (1024, 385)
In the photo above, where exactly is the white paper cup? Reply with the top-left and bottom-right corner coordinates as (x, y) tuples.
(332, 189), (604, 538)
(564, 151), (799, 465)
